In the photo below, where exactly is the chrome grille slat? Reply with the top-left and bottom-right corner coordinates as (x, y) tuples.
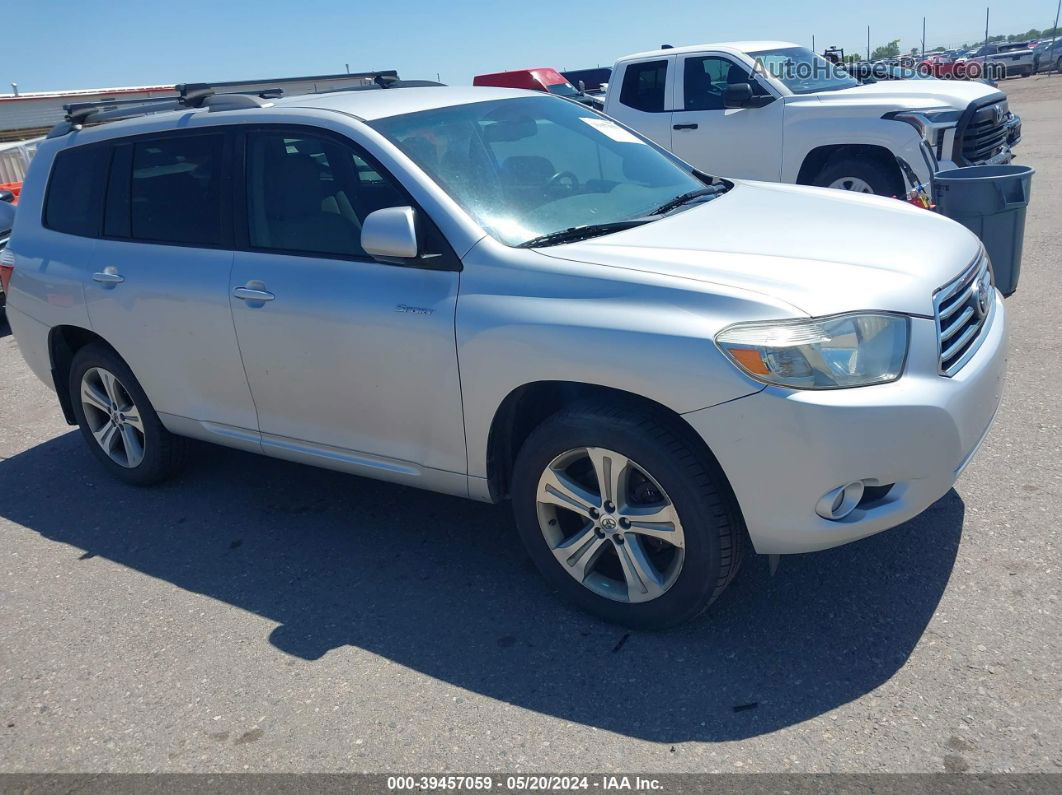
(940, 322), (981, 362)
(939, 282), (976, 319)
(940, 306), (975, 341)
(934, 253), (994, 377)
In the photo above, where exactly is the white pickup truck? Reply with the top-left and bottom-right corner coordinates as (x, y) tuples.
(604, 41), (1022, 199)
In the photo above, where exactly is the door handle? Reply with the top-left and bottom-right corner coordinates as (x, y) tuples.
(673, 123), (699, 130)
(233, 286), (275, 302)
(92, 267), (125, 286)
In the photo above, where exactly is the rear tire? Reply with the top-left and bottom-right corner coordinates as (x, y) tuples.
(69, 343), (187, 485)
(813, 154), (905, 198)
(510, 400), (745, 629)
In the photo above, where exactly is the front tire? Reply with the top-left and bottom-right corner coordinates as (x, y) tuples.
(813, 154), (905, 197)
(69, 343), (187, 485)
(511, 400), (745, 629)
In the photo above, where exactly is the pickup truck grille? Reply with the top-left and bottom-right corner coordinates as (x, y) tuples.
(935, 254), (994, 376)
(957, 100), (1009, 164)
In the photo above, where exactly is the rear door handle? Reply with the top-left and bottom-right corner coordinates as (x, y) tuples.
(92, 267), (124, 286)
(233, 286), (275, 302)
(673, 123), (699, 130)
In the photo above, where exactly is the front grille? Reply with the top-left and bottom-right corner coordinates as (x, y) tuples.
(957, 100), (1009, 164)
(934, 254), (994, 376)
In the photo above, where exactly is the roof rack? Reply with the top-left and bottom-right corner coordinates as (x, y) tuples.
(45, 70), (421, 139)
(47, 83), (286, 139)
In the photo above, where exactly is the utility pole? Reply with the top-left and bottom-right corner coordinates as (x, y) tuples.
(1052, 0), (1061, 73)
(983, 7), (990, 77)
(867, 25), (871, 60)
(812, 34), (816, 53)
(922, 16), (926, 58)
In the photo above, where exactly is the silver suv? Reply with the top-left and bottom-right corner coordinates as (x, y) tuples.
(5, 84), (1006, 627)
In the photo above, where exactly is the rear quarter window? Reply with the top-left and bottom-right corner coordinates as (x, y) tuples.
(619, 60), (669, 113)
(43, 145), (111, 237)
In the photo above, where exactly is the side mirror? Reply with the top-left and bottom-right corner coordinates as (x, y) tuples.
(361, 206), (418, 262)
(723, 83), (774, 109)
(723, 83), (753, 108)
(0, 190), (14, 204)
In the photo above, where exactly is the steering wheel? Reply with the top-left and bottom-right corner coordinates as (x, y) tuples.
(545, 170), (580, 197)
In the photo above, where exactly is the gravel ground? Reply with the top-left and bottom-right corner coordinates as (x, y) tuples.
(0, 76), (1059, 775)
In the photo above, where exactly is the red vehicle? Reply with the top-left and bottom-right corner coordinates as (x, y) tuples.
(473, 68), (583, 98)
(921, 53), (963, 78)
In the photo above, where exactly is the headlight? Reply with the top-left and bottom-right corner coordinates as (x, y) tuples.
(886, 108), (962, 141)
(716, 312), (910, 390)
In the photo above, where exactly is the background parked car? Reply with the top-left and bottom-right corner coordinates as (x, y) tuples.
(958, 41), (1036, 78)
(922, 53), (961, 78)
(0, 199), (14, 320)
(870, 64), (938, 81)
(561, 67), (611, 93)
(1033, 39), (1062, 72)
(473, 67), (604, 108)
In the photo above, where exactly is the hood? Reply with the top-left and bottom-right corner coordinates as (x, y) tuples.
(536, 181), (982, 318)
(816, 79), (1004, 111)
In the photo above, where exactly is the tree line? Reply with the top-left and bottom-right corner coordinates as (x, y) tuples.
(839, 26), (1060, 63)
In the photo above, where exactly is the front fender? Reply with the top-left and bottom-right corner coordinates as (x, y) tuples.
(781, 108), (934, 188)
(456, 238), (787, 480)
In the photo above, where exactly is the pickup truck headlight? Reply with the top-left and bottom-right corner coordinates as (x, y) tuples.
(886, 109), (963, 159)
(715, 312), (910, 389)
(886, 108), (962, 139)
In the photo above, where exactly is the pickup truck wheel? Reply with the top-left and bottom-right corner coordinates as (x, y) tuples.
(69, 343), (188, 486)
(511, 401), (744, 629)
(814, 155), (905, 198)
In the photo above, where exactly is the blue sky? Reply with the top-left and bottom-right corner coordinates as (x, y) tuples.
(5, 0), (1059, 92)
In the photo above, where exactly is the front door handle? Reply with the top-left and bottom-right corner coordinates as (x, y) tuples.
(92, 266), (125, 286)
(673, 123), (699, 130)
(233, 286), (275, 302)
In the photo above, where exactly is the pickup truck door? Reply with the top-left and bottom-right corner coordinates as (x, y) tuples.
(668, 53), (784, 182)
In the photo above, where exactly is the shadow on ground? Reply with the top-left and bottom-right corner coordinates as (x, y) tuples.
(0, 431), (964, 742)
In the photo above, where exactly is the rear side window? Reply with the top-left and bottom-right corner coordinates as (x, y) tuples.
(619, 60), (669, 113)
(44, 145), (110, 237)
(129, 135), (224, 245)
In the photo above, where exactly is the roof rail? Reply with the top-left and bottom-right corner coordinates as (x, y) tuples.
(47, 84), (285, 139)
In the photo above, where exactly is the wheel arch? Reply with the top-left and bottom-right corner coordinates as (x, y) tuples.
(796, 143), (903, 188)
(484, 380), (737, 507)
(48, 325), (117, 424)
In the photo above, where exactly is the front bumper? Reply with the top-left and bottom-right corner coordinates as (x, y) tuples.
(684, 293), (1007, 554)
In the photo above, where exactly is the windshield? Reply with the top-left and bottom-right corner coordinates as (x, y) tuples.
(748, 46), (860, 94)
(546, 82), (581, 97)
(369, 96), (707, 247)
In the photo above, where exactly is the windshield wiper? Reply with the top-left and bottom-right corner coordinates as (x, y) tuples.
(647, 185), (727, 216)
(517, 218), (653, 248)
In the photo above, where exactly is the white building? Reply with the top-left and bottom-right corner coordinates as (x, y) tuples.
(0, 71), (394, 143)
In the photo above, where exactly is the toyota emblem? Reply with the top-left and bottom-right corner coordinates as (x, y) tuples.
(974, 273), (991, 318)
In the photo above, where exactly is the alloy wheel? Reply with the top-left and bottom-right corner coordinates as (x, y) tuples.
(535, 447), (685, 603)
(80, 367), (146, 468)
(828, 176), (875, 193)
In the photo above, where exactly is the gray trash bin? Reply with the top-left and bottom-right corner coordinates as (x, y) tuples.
(934, 164), (1035, 297)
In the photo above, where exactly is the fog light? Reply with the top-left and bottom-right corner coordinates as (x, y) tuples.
(816, 481), (865, 521)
